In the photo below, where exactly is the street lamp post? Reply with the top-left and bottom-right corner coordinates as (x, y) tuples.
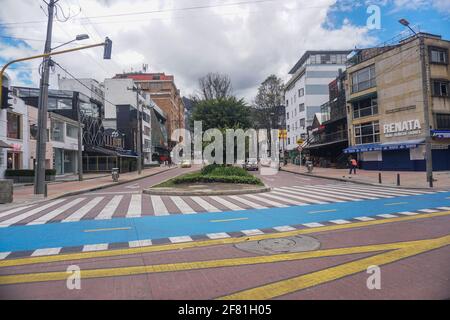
(399, 19), (434, 187)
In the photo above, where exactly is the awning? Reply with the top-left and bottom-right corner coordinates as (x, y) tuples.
(344, 139), (425, 154)
(85, 146), (138, 158)
(344, 143), (381, 154)
(432, 130), (450, 139)
(0, 140), (12, 149)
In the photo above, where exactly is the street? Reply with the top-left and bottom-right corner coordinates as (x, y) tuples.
(0, 169), (449, 299)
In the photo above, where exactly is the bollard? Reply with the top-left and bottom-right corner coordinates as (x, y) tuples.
(378, 173), (382, 184)
(44, 183), (48, 198)
(397, 173), (400, 186)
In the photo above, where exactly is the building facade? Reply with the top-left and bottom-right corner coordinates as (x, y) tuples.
(0, 81), (30, 178)
(345, 33), (450, 171)
(284, 51), (350, 151)
(113, 72), (185, 149)
(303, 70), (349, 168)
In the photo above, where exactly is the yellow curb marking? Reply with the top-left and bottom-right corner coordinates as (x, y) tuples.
(384, 202), (408, 206)
(308, 209), (337, 214)
(0, 237), (443, 286)
(84, 227), (132, 233)
(218, 235), (450, 300)
(1, 210), (449, 268)
(210, 218), (249, 223)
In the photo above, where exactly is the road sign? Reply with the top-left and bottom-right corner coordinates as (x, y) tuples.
(297, 138), (304, 145)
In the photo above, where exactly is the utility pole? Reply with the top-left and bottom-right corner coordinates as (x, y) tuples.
(419, 34), (434, 187)
(35, 0), (56, 195)
(77, 97), (83, 181)
(128, 85), (142, 174)
(399, 19), (433, 187)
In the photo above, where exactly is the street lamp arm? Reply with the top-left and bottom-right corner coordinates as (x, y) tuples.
(0, 40), (107, 101)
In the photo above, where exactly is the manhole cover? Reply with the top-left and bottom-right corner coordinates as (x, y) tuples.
(234, 236), (320, 255)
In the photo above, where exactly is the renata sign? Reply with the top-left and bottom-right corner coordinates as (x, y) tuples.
(384, 119), (421, 137)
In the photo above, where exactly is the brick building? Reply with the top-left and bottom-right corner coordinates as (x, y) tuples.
(113, 72), (185, 149)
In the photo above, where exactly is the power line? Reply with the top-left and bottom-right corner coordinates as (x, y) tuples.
(0, 0), (283, 26)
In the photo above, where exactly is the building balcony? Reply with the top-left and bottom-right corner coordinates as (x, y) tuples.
(307, 130), (348, 148)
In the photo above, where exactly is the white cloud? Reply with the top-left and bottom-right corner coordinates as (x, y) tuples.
(0, 0), (376, 102)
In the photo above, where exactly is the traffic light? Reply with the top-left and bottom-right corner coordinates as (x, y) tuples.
(103, 37), (112, 60)
(1, 85), (13, 109)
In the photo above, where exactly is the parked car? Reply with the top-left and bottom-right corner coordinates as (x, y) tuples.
(243, 158), (258, 171)
(180, 159), (192, 168)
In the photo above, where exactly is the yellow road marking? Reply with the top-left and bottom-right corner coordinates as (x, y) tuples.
(308, 209), (337, 214)
(1, 210), (449, 268)
(210, 218), (249, 223)
(384, 202), (408, 206)
(0, 237), (441, 286)
(84, 227), (132, 233)
(218, 235), (450, 300)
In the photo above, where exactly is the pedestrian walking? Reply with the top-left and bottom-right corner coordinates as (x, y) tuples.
(349, 158), (358, 175)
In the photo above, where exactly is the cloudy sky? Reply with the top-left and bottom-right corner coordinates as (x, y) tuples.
(0, 0), (449, 102)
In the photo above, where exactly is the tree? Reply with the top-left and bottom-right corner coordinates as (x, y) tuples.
(253, 75), (285, 130)
(196, 72), (233, 101)
(191, 97), (251, 131)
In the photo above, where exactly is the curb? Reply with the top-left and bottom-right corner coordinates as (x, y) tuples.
(143, 186), (271, 196)
(51, 167), (177, 200)
(1, 207), (447, 261)
(280, 168), (438, 191)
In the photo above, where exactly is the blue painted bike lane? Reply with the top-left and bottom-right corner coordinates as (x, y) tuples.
(1, 191), (449, 252)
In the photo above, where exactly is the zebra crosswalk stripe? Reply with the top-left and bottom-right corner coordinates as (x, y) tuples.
(190, 196), (221, 212)
(96, 195), (123, 220)
(329, 185), (415, 198)
(210, 196), (244, 211)
(241, 229), (264, 236)
(281, 186), (359, 202)
(261, 192), (307, 206)
(397, 211), (419, 216)
(63, 197), (104, 222)
(128, 239), (152, 248)
(0, 205), (34, 219)
(323, 185), (393, 198)
(329, 219), (351, 224)
(83, 244), (108, 252)
(227, 195), (268, 209)
(276, 187), (345, 203)
(354, 216), (375, 221)
(206, 232), (230, 239)
(303, 222), (324, 228)
(126, 194), (142, 218)
(0, 199), (67, 227)
(151, 196), (169, 216)
(273, 226), (296, 232)
(376, 214), (398, 218)
(0, 252), (10, 260)
(171, 196), (196, 214)
(31, 247), (62, 257)
(244, 194), (289, 208)
(270, 190), (327, 204)
(27, 198), (86, 226)
(309, 185), (379, 200)
(300, 185), (376, 200)
(169, 236), (193, 243)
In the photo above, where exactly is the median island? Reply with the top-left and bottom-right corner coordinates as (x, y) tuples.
(145, 164), (269, 196)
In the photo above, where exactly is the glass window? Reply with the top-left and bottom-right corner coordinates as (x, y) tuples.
(432, 80), (449, 97)
(430, 48), (448, 64)
(354, 121), (380, 145)
(351, 65), (376, 93)
(66, 124), (78, 138)
(51, 120), (64, 142)
(436, 114), (450, 130)
(352, 97), (378, 119)
(298, 88), (304, 97)
(299, 103), (305, 112)
(7, 112), (21, 139)
(300, 118), (305, 128)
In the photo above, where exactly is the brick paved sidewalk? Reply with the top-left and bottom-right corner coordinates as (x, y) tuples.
(6, 166), (174, 208)
(282, 164), (450, 190)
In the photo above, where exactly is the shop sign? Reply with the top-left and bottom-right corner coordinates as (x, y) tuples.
(384, 119), (421, 138)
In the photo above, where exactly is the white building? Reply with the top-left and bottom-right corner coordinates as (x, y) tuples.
(284, 51), (350, 150)
(0, 74), (30, 178)
(103, 78), (155, 165)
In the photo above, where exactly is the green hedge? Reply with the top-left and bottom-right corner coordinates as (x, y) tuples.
(200, 164), (249, 177)
(172, 173), (262, 185)
(5, 169), (57, 177)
